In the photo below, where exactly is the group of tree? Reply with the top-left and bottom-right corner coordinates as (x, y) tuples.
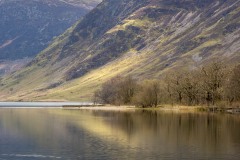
(93, 62), (240, 108)
(93, 76), (161, 107)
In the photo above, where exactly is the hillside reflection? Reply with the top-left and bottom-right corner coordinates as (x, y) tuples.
(0, 109), (240, 159)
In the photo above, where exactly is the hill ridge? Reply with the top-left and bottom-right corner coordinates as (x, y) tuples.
(0, 0), (239, 101)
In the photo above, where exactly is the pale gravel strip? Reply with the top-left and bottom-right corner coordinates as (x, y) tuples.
(63, 105), (136, 111)
(63, 105), (200, 113)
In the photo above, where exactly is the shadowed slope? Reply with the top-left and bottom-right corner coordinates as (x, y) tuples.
(0, 0), (239, 101)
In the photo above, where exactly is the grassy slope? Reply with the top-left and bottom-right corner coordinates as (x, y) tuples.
(0, 0), (239, 101)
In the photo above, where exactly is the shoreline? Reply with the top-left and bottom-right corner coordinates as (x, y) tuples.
(62, 105), (136, 111)
(62, 105), (201, 112)
(62, 105), (240, 114)
(0, 101), (238, 114)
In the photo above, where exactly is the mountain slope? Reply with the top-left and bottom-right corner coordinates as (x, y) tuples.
(0, 0), (100, 60)
(0, 0), (239, 101)
(59, 0), (101, 9)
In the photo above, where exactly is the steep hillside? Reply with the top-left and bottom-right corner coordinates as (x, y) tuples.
(59, 0), (101, 9)
(0, 58), (31, 75)
(0, 0), (100, 60)
(0, 0), (239, 101)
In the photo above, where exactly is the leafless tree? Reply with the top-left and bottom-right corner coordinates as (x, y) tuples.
(181, 72), (200, 105)
(133, 80), (161, 108)
(224, 64), (240, 104)
(118, 76), (137, 104)
(93, 76), (137, 105)
(165, 72), (185, 104)
(200, 62), (226, 105)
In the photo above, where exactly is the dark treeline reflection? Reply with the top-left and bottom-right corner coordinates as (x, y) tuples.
(89, 109), (240, 160)
(91, 110), (240, 149)
(0, 109), (240, 159)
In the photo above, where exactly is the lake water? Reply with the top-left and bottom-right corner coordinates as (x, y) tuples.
(0, 108), (240, 160)
(0, 102), (93, 108)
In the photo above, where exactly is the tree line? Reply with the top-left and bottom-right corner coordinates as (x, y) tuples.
(93, 62), (240, 108)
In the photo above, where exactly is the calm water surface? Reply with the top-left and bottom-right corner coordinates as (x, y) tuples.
(0, 108), (240, 160)
(0, 102), (92, 107)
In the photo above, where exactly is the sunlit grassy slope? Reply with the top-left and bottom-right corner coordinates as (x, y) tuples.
(0, 0), (239, 101)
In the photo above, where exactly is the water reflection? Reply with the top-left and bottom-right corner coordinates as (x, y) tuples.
(0, 109), (240, 159)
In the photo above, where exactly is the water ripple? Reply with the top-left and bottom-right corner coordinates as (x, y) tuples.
(1, 154), (61, 159)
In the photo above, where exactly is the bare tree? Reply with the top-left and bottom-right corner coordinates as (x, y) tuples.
(165, 72), (185, 104)
(225, 64), (240, 104)
(200, 62), (226, 105)
(93, 77), (120, 104)
(133, 80), (161, 108)
(181, 72), (200, 105)
(118, 76), (137, 104)
(93, 76), (137, 105)
(94, 62), (236, 108)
